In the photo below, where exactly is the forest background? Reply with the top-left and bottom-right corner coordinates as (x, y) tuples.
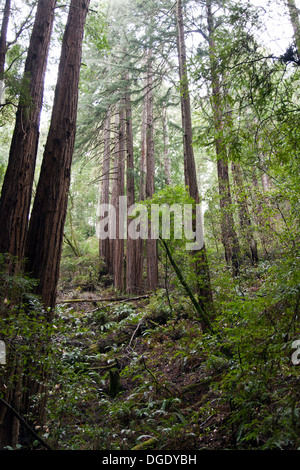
(0, 0), (299, 451)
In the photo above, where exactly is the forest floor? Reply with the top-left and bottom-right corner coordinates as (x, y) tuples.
(42, 251), (300, 451)
(50, 286), (234, 451)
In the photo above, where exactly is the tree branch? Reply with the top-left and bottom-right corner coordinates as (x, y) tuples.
(0, 397), (52, 450)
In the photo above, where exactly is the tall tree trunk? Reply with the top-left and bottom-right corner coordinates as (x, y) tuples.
(25, 0), (90, 311)
(206, 0), (240, 276)
(176, 0), (213, 316)
(0, 0), (10, 103)
(125, 81), (142, 293)
(139, 73), (147, 201)
(134, 73), (148, 294)
(145, 52), (158, 291)
(0, 0), (57, 450)
(0, 0), (57, 266)
(99, 111), (111, 273)
(109, 110), (119, 276)
(113, 103), (125, 291)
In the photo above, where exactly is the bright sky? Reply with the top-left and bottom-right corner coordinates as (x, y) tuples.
(249, 0), (300, 54)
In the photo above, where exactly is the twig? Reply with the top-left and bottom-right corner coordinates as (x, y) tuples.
(128, 321), (142, 349)
(0, 397), (52, 450)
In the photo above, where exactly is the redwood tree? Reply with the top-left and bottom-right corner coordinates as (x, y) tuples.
(0, 0), (57, 265)
(125, 79), (142, 293)
(145, 51), (158, 291)
(99, 111), (111, 272)
(113, 103), (126, 291)
(176, 0), (213, 316)
(25, 0), (90, 311)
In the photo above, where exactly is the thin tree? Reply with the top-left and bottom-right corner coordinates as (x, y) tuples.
(25, 0), (90, 311)
(145, 51), (158, 291)
(163, 103), (172, 185)
(0, 0), (11, 102)
(206, 0), (240, 275)
(99, 111), (111, 272)
(0, 0), (57, 266)
(176, 0), (214, 315)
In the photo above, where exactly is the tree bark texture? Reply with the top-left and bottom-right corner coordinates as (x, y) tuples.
(0, 0), (57, 265)
(25, 0), (90, 311)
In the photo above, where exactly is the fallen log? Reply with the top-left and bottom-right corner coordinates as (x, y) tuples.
(57, 294), (150, 304)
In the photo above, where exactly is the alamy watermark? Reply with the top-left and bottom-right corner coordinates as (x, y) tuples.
(97, 196), (204, 251)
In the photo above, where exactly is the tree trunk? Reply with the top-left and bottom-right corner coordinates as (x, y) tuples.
(139, 73), (147, 202)
(0, 0), (57, 449)
(125, 81), (142, 293)
(0, 0), (57, 266)
(113, 103), (125, 291)
(0, 0), (10, 74)
(163, 104), (172, 185)
(206, 0), (240, 276)
(25, 0), (90, 311)
(99, 111), (111, 272)
(109, 110), (119, 276)
(134, 73), (148, 294)
(286, 0), (300, 55)
(176, 0), (214, 315)
(145, 52), (158, 291)
(0, 0), (10, 103)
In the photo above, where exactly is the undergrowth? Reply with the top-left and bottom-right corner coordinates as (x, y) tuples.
(0, 251), (299, 450)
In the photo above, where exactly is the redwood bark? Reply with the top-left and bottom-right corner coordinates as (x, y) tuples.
(0, 0), (57, 448)
(0, 0), (57, 264)
(25, 0), (90, 311)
